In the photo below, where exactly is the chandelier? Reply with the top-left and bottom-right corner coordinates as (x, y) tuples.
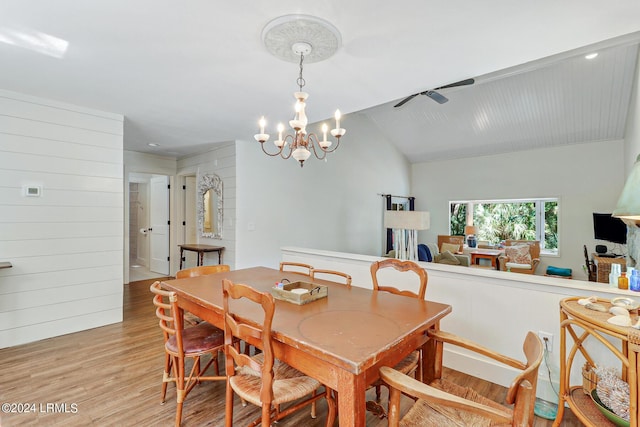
(254, 15), (345, 167)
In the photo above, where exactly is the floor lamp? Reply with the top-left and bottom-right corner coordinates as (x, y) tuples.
(384, 211), (430, 261)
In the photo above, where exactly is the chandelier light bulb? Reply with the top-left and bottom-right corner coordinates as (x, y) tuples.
(254, 116), (270, 143)
(275, 123), (285, 147)
(319, 123), (331, 149)
(334, 109), (341, 129)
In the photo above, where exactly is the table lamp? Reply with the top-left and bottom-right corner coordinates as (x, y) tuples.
(384, 211), (430, 261)
(465, 225), (479, 248)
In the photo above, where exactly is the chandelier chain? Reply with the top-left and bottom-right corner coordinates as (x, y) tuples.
(296, 53), (306, 91)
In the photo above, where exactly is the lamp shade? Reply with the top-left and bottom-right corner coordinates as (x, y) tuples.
(613, 154), (640, 221)
(384, 211), (430, 230)
(464, 225), (479, 235)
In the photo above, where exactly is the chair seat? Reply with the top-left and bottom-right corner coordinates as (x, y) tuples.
(230, 353), (321, 406)
(400, 378), (513, 427)
(165, 321), (224, 355)
(394, 350), (419, 375)
(505, 262), (532, 269)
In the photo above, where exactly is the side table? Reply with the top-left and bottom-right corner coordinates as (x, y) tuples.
(467, 249), (504, 269)
(554, 296), (640, 426)
(179, 244), (225, 269)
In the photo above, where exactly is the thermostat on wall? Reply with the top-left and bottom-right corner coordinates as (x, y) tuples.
(24, 186), (42, 197)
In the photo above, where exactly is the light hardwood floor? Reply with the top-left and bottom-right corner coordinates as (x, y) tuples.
(0, 279), (580, 426)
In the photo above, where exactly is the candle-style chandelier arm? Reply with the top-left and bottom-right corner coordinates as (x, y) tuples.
(256, 135), (295, 159)
(304, 133), (342, 161)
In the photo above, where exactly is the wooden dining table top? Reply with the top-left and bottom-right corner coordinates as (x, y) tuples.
(161, 266), (452, 375)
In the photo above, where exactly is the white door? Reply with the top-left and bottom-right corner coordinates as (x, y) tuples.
(184, 176), (198, 267)
(149, 175), (170, 275)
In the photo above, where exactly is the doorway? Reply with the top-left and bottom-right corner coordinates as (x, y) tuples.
(128, 173), (170, 282)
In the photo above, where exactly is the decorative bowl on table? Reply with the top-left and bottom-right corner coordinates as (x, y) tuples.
(590, 389), (630, 427)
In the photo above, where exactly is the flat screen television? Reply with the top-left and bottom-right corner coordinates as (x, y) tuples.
(593, 213), (627, 244)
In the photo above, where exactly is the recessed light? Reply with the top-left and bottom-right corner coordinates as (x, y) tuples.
(585, 53), (598, 60)
(148, 143), (160, 147)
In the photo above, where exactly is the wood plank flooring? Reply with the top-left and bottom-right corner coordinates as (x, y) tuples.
(0, 279), (581, 426)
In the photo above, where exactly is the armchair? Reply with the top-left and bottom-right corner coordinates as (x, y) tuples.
(498, 240), (541, 274)
(437, 235), (465, 254)
(379, 330), (543, 426)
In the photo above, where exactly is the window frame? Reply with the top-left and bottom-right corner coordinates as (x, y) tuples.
(449, 197), (559, 256)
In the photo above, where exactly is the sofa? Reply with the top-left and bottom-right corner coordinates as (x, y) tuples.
(419, 243), (470, 267)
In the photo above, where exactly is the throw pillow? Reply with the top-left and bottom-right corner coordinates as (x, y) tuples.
(438, 251), (461, 265)
(505, 245), (532, 265)
(440, 242), (460, 254)
(418, 244), (432, 262)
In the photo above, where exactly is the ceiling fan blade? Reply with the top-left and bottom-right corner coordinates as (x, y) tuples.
(393, 93), (419, 108)
(424, 90), (448, 104)
(433, 78), (475, 91)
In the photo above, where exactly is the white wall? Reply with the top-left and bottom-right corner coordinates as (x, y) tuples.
(177, 142), (237, 268)
(411, 140), (626, 279)
(235, 112), (412, 269)
(0, 90), (124, 348)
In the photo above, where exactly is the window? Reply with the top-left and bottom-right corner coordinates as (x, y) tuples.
(449, 198), (558, 254)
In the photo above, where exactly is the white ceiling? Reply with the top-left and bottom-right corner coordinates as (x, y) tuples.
(1, 1), (640, 160)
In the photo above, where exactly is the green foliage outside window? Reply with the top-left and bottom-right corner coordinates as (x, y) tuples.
(449, 200), (558, 251)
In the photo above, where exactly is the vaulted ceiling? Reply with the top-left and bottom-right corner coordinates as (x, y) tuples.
(362, 36), (640, 163)
(1, 2), (640, 161)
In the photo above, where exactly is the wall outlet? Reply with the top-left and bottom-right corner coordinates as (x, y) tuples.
(538, 331), (554, 351)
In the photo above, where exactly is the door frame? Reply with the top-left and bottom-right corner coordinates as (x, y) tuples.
(124, 171), (177, 284)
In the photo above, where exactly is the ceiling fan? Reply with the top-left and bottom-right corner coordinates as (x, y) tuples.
(393, 78), (475, 108)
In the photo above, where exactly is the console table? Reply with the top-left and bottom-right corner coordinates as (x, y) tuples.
(0, 262), (12, 269)
(178, 244), (224, 269)
(554, 296), (640, 426)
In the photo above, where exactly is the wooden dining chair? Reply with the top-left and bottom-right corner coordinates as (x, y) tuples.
(176, 264), (231, 325)
(380, 330), (543, 426)
(222, 279), (336, 427)
(175, 264), (230, 278)
(310, 269), (352, 287)
(279, 261), (314, 276)
(369, 259), (428, 405)
(150, 281), (226, 427)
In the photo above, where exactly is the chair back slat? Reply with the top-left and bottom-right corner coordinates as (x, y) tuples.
(176, 264), (230, 278)
(150, 281), (185, 351)
(370, 258), (428, 300)
(279, 262), (314, 276)
(310, 269), (352, 287)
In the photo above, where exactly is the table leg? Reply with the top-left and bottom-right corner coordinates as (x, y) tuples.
(218, 250), (222, 265)
(198, 251), (203, 266)
(179, 248), (184, 269)
(553, 312), (567, 426)
(336, 370), (366, 427)
(422, 325), (442, 384)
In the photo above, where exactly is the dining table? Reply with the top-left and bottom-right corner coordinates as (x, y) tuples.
(160, 266), (452, 426)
